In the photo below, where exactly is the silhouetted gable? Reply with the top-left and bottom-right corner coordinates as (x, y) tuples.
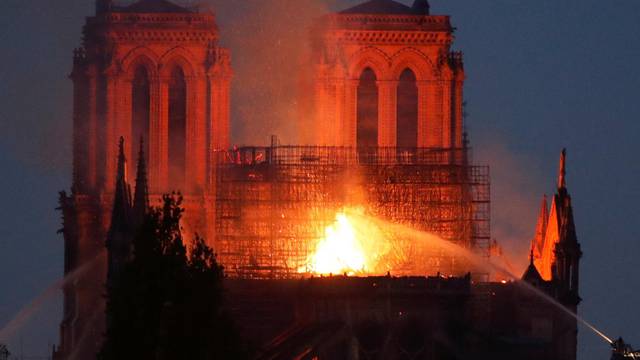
(522, 262), (544, 285)
(341, 0), (425, 15)
(120, 0), (192, 14)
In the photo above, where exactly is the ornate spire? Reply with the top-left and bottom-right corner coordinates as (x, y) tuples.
(551, 148), (581, 300)
(133, 137), (149, 226)
(522, 248), (544, 284)
(558, 148), (567, 189)
(529, 246), (534, 265)
(111, 137), (132, 224)
(116, 137), (127, 183)
(107, 137), (133, 283)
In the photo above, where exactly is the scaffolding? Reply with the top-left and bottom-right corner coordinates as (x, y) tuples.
(214, 146), (490, 279)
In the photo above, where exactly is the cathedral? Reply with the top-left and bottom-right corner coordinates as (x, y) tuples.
(54, 0), (582, 359)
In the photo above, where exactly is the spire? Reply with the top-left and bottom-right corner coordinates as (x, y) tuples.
(412, 0), (430, 14)
(524, 206), (545, 284)
(133, 137), (149, 226)
(522, 250), (544, 284)
(560, 202), (579, 245)
(532, 194), (548, 257)
(116, 137), (127, 183)
(111, 137), (132, 224)
(529, 246), (534, 265)
(550, 146), (581, 300)
(558, 148), (567, 189)
(107, 137), (133, 283)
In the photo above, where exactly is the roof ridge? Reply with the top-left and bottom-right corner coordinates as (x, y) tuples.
(119, 0), (193, 14)
(340, 0), (428, 16)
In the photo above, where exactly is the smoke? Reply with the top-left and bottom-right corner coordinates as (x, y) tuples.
(203, 0), (548, 275)
(0, 0), (550, 276)
(205, 0), (346, 146)
(472, 135), (548, 275)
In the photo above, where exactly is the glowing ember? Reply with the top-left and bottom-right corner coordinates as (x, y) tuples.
(300, 209), (391, 276)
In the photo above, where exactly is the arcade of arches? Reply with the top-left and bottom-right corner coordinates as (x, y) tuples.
(311, 10), (465, 149)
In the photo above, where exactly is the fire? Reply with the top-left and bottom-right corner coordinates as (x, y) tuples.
(300, 209), (391, 276)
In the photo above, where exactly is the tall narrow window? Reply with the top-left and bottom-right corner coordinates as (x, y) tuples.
(357, 68), (378, 159)
(168, 67), (186, 191)
(132, 66), (150, 168)
(396, 69), (418, 150)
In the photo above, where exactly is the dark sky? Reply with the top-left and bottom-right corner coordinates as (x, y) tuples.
(1, 1), (639, 359)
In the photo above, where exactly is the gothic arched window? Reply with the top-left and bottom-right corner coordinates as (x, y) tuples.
(168, 67), (187, 190)
(132, 66), (150, 167)
(396, 69), (418, 150)
(357, 68), (378, 151)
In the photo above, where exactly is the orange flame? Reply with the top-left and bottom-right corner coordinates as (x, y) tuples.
(299, 209), (391, 276)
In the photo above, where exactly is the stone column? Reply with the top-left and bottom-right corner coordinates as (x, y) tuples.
(441, 80), (452, 149)
(217, 76), (231, 150)
(424, 80), (442, 148)
(344, 80), (359, 147)
(184, 76), (199, 193)
(104, 74), (118, 191)
(206, 72), (218, 196)
(314, 75), (328, 145)
(334, 79), (345, 147)
(148, 72), (161, 193)
(157, 77), (170, 192)
(325, 82), (337, 146)
(453, 79), (464, 148)
(377, 80), (398, 147)
(191, 77), (207, 192)
(86, 68), (99, 192)
(207, 74), (219, 151)
(209, 73), (232, 152)
(417, 81), (429, 148)
(71, 70), (85, 192)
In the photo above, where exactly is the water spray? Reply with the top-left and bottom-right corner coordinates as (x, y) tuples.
(0, 251), (106, 343)
(345, 210), (616, 347)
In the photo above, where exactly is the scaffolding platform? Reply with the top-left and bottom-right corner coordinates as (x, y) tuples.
(213, 146), (490, 279)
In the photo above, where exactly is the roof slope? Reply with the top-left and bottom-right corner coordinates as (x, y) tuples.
(340, 0), (428, 15)
(120, 0), (192, 13)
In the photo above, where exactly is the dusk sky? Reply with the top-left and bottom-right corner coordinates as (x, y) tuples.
(1, 1), (639, 359)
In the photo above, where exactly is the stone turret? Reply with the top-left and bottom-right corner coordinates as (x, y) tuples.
(106, 137), (151, 283)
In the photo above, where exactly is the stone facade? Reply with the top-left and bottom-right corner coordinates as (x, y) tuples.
(54, 1), (231, 358)
(54, 1), (582, 359)
(310, 0), (464, 148)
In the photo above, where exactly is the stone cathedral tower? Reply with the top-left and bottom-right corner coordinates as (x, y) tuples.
(54, 1), (584, 359)
(310, 0), (464, 150)
(55, 1), (231, 358)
